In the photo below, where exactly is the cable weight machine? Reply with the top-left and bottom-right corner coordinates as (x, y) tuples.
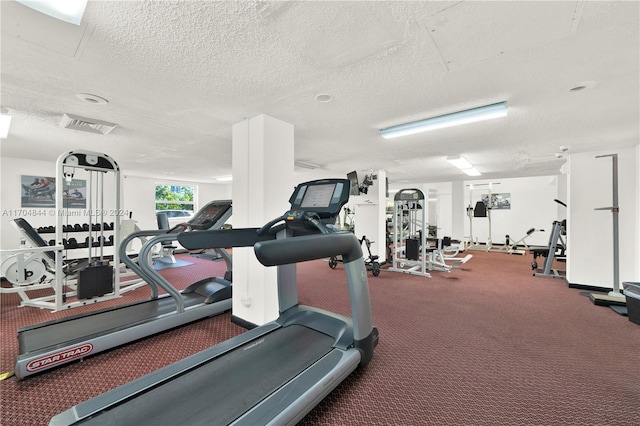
(389, 188), (430, 277)
(54, 151), (135, 309)
(1, 151), (144, 311)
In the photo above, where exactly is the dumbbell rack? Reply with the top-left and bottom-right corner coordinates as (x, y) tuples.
(38, 222), (116, 252)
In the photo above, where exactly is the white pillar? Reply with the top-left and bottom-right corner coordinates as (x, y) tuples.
(352, 170), (387, 261)
(566, 147), (639, 289)
(232, 114), (294, 325)
(451, 181), (465, 244)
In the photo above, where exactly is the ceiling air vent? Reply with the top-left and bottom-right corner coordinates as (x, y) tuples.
(60, 113), (117, 135)
(294, 161), (321, 170)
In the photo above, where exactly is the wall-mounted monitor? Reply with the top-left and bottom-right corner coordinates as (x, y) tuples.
(347, 171), (360, 196)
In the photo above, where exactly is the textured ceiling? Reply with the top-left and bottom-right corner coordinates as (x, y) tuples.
(1, 0), (638, 186)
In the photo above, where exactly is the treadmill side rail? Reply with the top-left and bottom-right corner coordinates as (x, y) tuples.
(49, 323), (281, 425)
(233, 348), (361, 426)
(16, 295), (231, 379)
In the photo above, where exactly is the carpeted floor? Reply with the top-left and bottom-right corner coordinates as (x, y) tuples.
(1, 251), (639, 425)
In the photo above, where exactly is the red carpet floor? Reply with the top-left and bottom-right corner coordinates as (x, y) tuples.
(1, 251), (639, 425)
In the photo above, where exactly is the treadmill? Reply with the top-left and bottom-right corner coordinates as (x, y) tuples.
(50, 178), (379, 426)
(15, 200), (233, 380)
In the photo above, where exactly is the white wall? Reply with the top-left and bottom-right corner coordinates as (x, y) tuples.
(462, 175), (561, 247)
(1, 156), (231, 250)
(421, 181), (454, 240)
(122, 174), (231, 231)
(389, 175), (561, 248)
(567, 147), (639, 289)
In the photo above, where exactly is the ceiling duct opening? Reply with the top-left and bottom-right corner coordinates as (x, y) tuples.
(60, 113), (117, 135)
(294, 160), (321, 170)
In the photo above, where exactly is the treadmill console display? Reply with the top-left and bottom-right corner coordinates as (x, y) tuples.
(289, 179), (349, 219)
(300, 184), (335, 208)
(187, 201), (231, 230)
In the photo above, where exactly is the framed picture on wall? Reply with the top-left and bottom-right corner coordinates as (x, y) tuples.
(62, 178), (87, 208)
(481, 193), (511, 210)
(21, 175), (87, 208)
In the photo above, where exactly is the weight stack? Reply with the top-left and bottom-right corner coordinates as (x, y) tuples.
(77, 265), (114, 299)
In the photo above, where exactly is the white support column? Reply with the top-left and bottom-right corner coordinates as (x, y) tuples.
(451, 181), (465, 245)
(353, 170), (387, 261)
(232, 114), (294, 326)
(566, 148), (639, 289)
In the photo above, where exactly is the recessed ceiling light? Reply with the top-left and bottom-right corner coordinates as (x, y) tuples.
(569, 81), (596, 92)
(76, 93), (109, 105)
(315, 94), (333, 103)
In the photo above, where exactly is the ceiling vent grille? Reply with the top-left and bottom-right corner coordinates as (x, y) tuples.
(60, 113), (117, 135)
(294, 160), (321, 170)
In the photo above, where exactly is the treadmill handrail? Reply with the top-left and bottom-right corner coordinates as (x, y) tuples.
(178, 227), (276, 250)
(119, 229), (169, 299)
(256, 231), (374, 349)
(121, 202), (234, 312)
(138, 233), (190, 312)
(254, 232), (362, 266)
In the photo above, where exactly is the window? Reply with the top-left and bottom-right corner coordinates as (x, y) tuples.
(155, 184), (195, 215)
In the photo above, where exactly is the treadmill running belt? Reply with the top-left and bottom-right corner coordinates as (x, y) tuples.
(79, 325), (334, 425)
(19, 293), (203, 354)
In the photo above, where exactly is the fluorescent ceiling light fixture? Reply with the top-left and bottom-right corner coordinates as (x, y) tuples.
(0, 108), (12, 139)
(447, 155), (482, 176)
(16, 0), (88, 25)
(379, 102), (508, 139)
(216, 176), (233, 182)
(463, 167), (482, 177)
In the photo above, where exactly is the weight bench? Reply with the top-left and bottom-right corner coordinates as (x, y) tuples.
(531, 220), (566, 279)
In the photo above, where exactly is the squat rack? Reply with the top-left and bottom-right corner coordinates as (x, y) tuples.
(466, 183), (500, 251)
